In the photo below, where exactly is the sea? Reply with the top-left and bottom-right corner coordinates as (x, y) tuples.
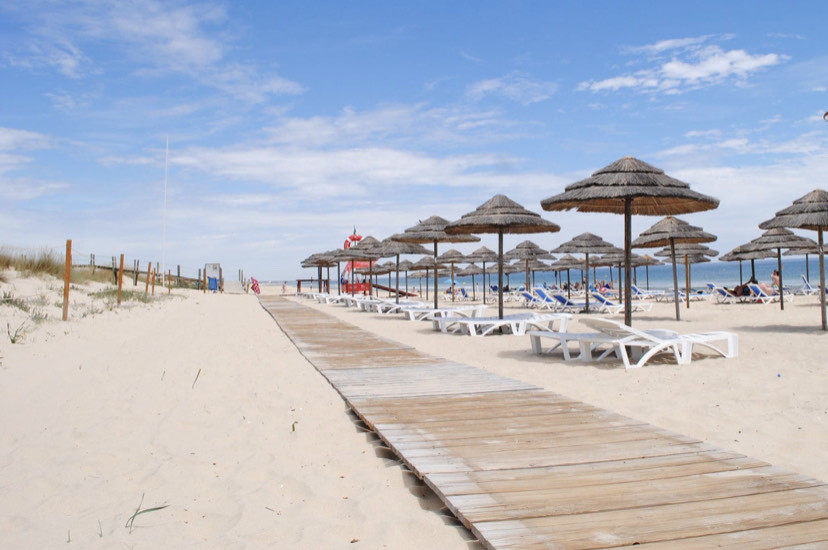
(310, 256), (821, 294)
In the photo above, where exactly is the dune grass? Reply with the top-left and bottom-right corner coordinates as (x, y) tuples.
(0, 248), (63, 278)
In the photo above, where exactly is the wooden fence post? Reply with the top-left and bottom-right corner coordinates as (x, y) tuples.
(145, 262), (152, 295)
(62, 239), (71, 321)
(117, 254), (125, 305)
(151, 268), (156, 296)
(177, 265), (181, 286)
(168, 270), (172, 294)
(219, 267), (224, 293)
(133, 259), (139, 286)
(197, 268), (202, 290)
(91, 253), (96, 275)
(203, 268), (207, 294)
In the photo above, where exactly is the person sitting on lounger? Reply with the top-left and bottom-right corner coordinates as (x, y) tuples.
(731, 275), (757, 297)
(756, 271), (779, 296)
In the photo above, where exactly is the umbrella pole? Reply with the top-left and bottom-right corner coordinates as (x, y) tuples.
(472, 273), (476, 301)
(337, 263), (341, 295)
(685, 255), (690, 309)
(806, 254), (810, 282)
(451, 262), (455, 302)
(395, 254), (400, 304)
(584, 253), (590, 313)
(498, 230), (504, 320)
(350, 262), (354, 296)
(646, 265), (650, 290)
(670, 238), (680, 321)
(624, 199), (632, 326)
(739, 261), (743, 285)
(818, 228), (826, 331)
(482, 262), (486, 304)
(433, 241), (439, 310)
(777, 247), (784, 311)
(566, 269), (571, 299)
(750, 259), (756, 281)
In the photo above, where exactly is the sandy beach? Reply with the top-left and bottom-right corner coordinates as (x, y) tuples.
(1, 271), (826, 548)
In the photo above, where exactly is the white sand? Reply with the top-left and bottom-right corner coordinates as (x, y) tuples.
(2, 271), (825, 548)
(0, 274), (474, 548)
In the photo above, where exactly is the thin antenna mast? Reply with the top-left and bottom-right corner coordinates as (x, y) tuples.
(162, 136), (168, 285)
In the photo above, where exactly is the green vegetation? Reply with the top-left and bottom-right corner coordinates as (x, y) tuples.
(124, 494), (169, 533)
(2, 291), (30, 313)
(90, 288), (153, 304)
(0, 247), (63, 278)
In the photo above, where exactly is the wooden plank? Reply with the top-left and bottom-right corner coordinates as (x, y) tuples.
(260, 296), (828, 550)
(613, 518), (828, 549)
(426, 452), (767, 496)
(472, 486), (828, 549)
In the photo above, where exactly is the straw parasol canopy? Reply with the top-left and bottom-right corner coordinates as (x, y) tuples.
(392, 216), (479, 308)
(505, 240), (555, 289)
(740, 228), (818, 311)
(541, 156), (719, 326)
(464, 246), (498, 304)
(759, 189), (828, 330)
(457, 263), (483, 300)
(380, 238), (430, 303)
(550, 232), (616, 311)
(436, 248), (468, 302)
(300, 251), (339, 292)
(655, 243), (718, 306)
(445, 194), (561, 319)
(550, 254), (584, 298)
(632, 216), (717, 320)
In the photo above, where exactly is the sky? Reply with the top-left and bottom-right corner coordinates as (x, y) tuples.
(2, 1), (827, 281)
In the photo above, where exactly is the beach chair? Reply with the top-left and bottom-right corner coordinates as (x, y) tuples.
(591, 292), (653, 314)
(711, 285), (739, 304)
(435, 312), (570, 337)
(550, 293), (591, 313)
(630, 284), (666, 300)
(580, 318), (738, 369)
(748, 284), (779, 305)
(402, 304), (486, 322)
(520, 290), (542, 308)
(799, 275), (820, 296)
(459, 287), (472, 301)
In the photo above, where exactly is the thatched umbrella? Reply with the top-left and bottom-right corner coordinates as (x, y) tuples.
(635, 254), (662, 290)
(300, 251), (339, 293)
(550, 254), (584, 298)
(541, 156), (719, 326)
(632, 216), (717, 319)
(445, 194), (561, 319)
(457, 263), (483, 300)
(592, 248), (643, 303)
(349, 236), (384, 297)
(380, 239), (429, 304)
(655, 243), (718, 308)
(505, 240), (555, 292)
(436, 248), (467, 302)
(550, 232), (616, 312)
(721, 245), (773, 285)
(392, 216), (479, 309)
(760, 189), (828, 330)
(398, 259), (415, 296)
(465, 246), (498, 304)
(740, 228), (817, 311)
(411, 255), (447, 302)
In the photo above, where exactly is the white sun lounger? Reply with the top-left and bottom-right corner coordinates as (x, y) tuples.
(435, 312), (571, 337)
(528, 318), (737, 369)
(402, 304), (487, 322)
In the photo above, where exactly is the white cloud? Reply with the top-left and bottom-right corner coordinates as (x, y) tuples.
(579, 38), (787, 94)
(467, 72), (559, 105)
(4, 0), (304, 102)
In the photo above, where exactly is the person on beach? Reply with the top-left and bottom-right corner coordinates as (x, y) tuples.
(756, 270), (780, 295)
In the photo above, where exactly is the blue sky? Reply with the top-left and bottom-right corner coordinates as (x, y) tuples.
(2, 1), (827, 280)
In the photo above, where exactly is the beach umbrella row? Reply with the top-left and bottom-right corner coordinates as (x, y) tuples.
(445, 194), (560, 320)
(541, 156), (719, 326)
(759, 189), (828, 330)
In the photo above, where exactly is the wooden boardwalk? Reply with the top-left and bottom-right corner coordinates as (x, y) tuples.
(259, 296), (828, 549)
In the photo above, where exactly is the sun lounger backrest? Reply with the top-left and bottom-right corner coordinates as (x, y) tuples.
(581, 317), (664, 345)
